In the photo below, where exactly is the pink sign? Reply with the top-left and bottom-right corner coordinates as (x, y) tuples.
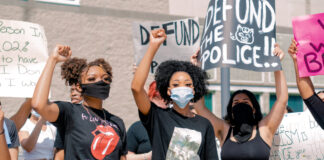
(292, 13), (324, 77)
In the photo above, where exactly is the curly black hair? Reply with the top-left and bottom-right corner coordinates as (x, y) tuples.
(61, 58), (113, 86)
(61, 57), (87, 86)
(155, 60), (208, 104)
(224, 90), (263, 126)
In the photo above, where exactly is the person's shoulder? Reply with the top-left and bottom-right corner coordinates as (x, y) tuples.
(4, 118), (15, 127)
(194, 114), (213, 126)
(106, 111), (125, 129)
(129, 121), (143, 130)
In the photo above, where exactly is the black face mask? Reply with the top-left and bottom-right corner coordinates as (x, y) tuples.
(232, 103), (256, 143)
(81, 80), (110, 100)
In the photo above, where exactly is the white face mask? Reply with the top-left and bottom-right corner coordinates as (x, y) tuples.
(170, 87), (194, 108)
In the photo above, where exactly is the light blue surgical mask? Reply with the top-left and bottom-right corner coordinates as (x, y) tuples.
(31, 109), (40, 118)
(170, 87), (194, 108)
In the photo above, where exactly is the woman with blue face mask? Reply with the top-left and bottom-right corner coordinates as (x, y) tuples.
(131, 29), (218, 160)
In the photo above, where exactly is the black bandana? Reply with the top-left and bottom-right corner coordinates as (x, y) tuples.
(232, 103), (256, 143)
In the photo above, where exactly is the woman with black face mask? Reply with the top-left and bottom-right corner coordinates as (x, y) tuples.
(31, 46), (127, 160)
(193, 44), (288, 160)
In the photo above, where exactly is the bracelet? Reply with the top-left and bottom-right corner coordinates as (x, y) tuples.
(0, 129), (4, 135)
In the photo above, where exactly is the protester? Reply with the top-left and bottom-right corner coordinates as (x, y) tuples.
(31, 46), (127, 159)
(193, 44), (288, 159)
(288, 39), (324, 129)
(0, 101), (20, 160)
(54, 58), (85, 160)
(131, 29), (218, 159)
(19, 110), (56, 160)
(127, 81), (168, 160)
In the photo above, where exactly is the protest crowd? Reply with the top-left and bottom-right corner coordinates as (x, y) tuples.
(0, 0), (324, 160)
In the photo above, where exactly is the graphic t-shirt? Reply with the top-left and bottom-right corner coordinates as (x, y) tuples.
(127, 121), (151, 154)
(52, 101), (127, 160)
(139, 102), (218, 160)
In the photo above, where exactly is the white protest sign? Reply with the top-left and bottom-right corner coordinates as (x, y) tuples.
(132, 18), (200, 73)
(0, 19), (48, 98)
(270, 110), (324, 160)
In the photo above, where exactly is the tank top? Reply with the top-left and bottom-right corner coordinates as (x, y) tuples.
(221, 126), (270, 160)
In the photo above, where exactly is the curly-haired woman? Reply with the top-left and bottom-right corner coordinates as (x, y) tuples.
(31, 46), (127, 160)
(131, 29), (218, 160)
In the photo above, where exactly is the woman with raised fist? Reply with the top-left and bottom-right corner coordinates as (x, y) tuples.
(31, 45), (127, 159)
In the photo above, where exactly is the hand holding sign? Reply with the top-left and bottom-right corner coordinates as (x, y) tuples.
(288, 39), (298, 61)
(150, 29), (167, 47)
(273, 44), (285, 61)
(52, 45), (72, 63)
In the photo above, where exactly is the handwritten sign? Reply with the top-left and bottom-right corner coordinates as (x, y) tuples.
(200, 0), (281, 72)
(132, 18), (200, 73)
(292, 13), (324, 77)
(270, 110), (324, 160)
(35, 0), (80, 6)
(0, 19), (48, 98)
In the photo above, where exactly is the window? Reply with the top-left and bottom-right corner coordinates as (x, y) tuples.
(204, 92), (213, 112)
(270, 94), (303, 112)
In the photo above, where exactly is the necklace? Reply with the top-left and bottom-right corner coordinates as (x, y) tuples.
(82, 103), (107, 126)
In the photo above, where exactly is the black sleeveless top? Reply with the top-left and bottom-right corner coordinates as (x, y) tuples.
(221, 126), (270, 160)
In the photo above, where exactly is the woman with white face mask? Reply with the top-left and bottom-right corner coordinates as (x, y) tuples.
(131, 29), (218, 160)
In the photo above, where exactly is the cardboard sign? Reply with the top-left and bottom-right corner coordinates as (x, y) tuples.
(270, 110), (324, 160)
(132, 18), (200, 73)
(0, 19), (48, 98)
(200, 0), (281, 71)
(293, 13), (324, 77)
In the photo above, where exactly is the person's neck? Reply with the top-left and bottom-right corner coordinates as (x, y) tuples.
(83, 96), (103, 110)
(173, 104), (195, 117)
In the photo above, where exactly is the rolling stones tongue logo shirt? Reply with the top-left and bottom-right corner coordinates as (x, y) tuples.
(52, 101), (127, 160)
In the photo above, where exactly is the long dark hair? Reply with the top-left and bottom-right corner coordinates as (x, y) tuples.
(225, 90), (263, 125)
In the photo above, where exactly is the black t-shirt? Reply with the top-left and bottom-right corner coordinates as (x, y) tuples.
(4, 118), (20, 148)
(54, 129), (64, 149)
(139, 102), (218, 160)
(52, 101), (127, 159)
(127, 121), (151, 154)
(304, 93), (324, 129)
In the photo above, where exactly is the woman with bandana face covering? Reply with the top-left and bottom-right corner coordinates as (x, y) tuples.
(31, 46), (127, 160)
(131, 29), (218, 160)
(193, 44), (288, 160)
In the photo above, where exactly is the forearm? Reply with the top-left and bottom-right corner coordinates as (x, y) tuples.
(0, 129), (11, 160)
(10, 99), (32, 131)
(132, 44), (160, 91)
(293, 61), (315, 99)
(274, 70), (288, 104)
(21, 121), (43, 152)
(126, 152), (151, 160)
(32, 56), (57, 113)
